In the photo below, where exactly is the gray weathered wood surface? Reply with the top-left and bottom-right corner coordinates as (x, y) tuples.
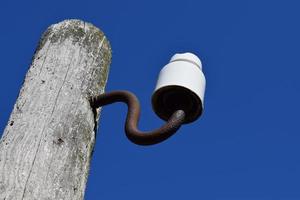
(0, 19), (111, 200)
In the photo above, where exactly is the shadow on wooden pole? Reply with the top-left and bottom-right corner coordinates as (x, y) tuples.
(0, 19), (111, 200)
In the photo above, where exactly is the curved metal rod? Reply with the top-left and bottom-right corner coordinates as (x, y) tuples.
(90, 91), (185, 145)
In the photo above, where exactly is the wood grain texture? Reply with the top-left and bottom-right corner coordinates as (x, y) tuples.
(0, 19), (111, 200)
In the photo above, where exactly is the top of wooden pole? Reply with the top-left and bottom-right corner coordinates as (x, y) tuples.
(38, 19), (112, 96)
(40, 19), (111, 55)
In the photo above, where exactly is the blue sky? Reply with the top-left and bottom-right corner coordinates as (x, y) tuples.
(1, 0), (300, 199)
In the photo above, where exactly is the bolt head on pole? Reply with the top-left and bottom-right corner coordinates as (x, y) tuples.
(152, 52), (206, 123)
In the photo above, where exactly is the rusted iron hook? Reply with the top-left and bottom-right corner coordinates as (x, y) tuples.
(90, 91), (185, 146)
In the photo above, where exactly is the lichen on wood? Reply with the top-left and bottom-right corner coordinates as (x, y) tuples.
(0, 19), (111, 200)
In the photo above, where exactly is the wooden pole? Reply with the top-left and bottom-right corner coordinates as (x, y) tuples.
(0, 19), (111, 200)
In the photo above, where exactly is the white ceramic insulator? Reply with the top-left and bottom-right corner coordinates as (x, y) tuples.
(154, 52), (206, 107)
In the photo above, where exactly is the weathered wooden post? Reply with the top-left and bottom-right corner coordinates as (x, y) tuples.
(0, 19), (111, 200)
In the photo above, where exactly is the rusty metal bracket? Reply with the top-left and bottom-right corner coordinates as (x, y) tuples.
(90, 91), (185, 146)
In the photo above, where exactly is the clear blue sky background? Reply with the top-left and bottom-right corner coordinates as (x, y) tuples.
(1, 0), (300, 199)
